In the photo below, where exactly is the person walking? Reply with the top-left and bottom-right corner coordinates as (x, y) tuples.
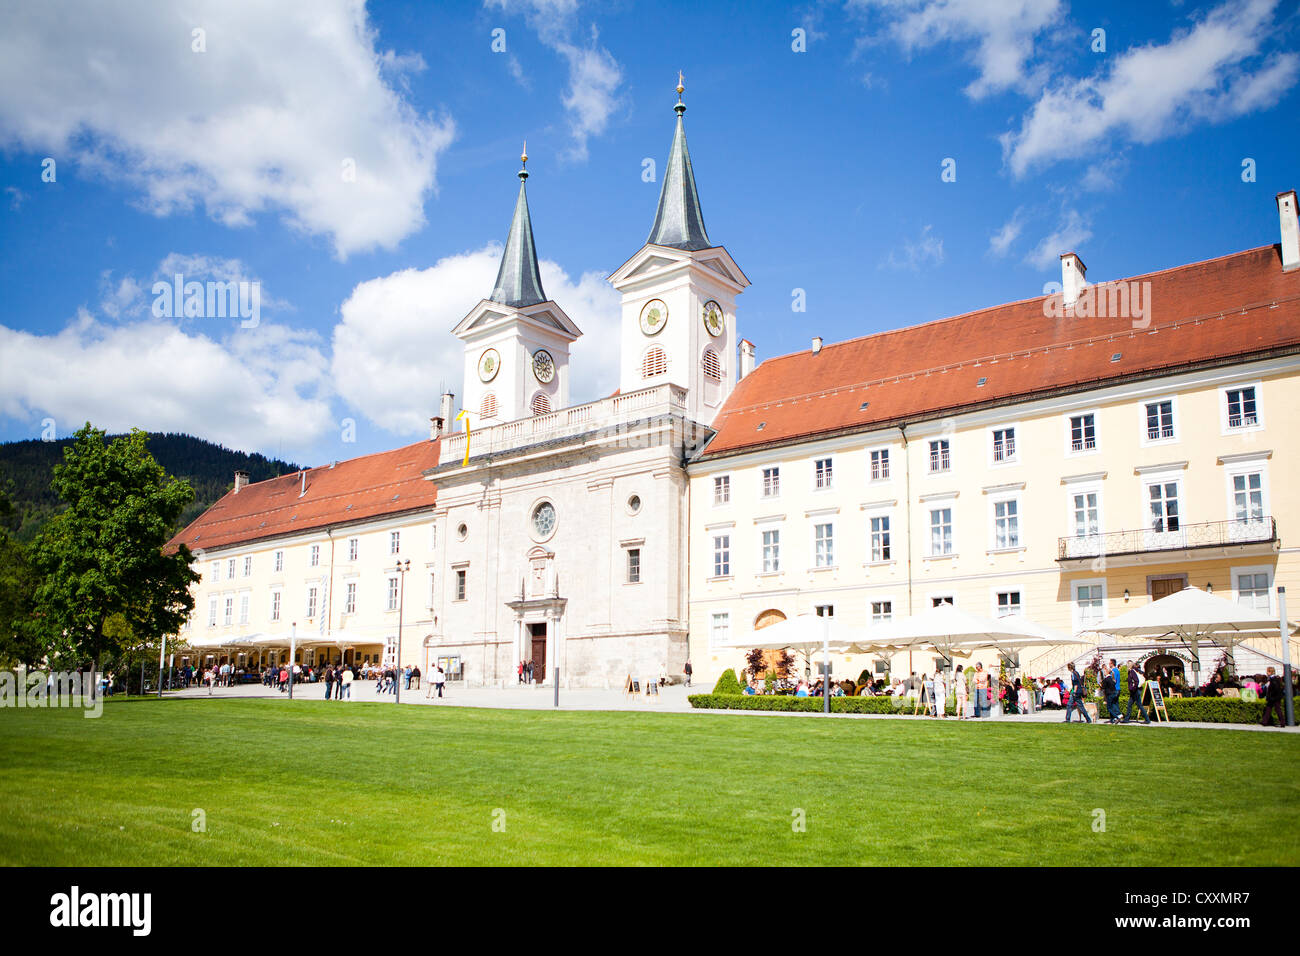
(1261, 666), (1287, 727)
(954, 664), (968, 719)
(1102, 659), (1121, 723)
(684, 660), (693, 688)
(434, 664), (446, 699)
(411, 665), (421, 690)
(972, 663), (989, 718)
(324, 665), (335, 701)
(340, 665), (354, 700)
(1122, 661), (1151, 724)
(933, 670), (947, 718)
(1064, 662), (1092, 723)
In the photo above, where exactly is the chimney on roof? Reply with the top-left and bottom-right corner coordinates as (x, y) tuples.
(1278, 190), (1299, 272)
(1060, 252), (1087, 309)
(439, 392), (455, 432)
(738, 339), (756, 379)
(233, 470), (249, 494)
(429, 416), (443, 441)
(811, 336), (823, 355)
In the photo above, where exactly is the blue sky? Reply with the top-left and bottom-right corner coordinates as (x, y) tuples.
(1, 0), (1297, 465)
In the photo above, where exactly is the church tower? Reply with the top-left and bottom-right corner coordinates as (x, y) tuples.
(454, 146), (582, 425)
(608, 76), (749, 426)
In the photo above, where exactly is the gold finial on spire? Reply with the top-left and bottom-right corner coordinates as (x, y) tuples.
(521, 140), (528, 166)
(675, 70), (686, 114)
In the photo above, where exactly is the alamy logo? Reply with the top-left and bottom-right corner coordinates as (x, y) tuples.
(1, 670), (103, 718)
(50, 886), (151, 936)
(152, 273), (260, 327)
(1043, 279), (1152, 328)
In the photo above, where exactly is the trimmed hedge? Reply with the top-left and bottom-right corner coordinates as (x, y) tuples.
(689, 693), (956, 716)
(711, 669), (743, 695)
(689, 692), (1300, 724)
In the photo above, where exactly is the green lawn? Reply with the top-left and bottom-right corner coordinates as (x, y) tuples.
(1, 698), (1297, 865)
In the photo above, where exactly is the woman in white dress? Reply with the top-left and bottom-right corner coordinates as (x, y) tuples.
(934, 671), (947, 718)
(954, 664), (967, 719)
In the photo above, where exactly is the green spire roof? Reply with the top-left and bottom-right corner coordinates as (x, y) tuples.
(646, 96), (711, 252)
(490, 156), (547, 309)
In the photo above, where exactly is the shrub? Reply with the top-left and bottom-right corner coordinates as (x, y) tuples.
(711, 669), (743, 695)
(688, 693), (957, 716)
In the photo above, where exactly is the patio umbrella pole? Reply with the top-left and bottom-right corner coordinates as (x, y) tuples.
(822, 616), (830, 715)
(1282, 587), (1294, 727)
(288, 623), (296, 701)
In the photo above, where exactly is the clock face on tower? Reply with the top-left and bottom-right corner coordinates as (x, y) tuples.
(477, 348), (500, 383)
(532, 349), (555, 384)
(702, 300), (724, 337)
(639, 299), (668, 336)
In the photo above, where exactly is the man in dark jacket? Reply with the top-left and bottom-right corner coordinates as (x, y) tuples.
(1261, 667), (1287, 727)
(1102, 659), (1121, 723)
(1064, 662), (1092, 723)
(1122, 660), (1151, 723)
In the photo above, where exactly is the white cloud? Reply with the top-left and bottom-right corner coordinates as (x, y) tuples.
(1002, 0), (1298, 177)
(1025, 209), (1092, 270)
(485, 1), (623, 160)
(881, 225), (945, 271)
(987, 208), (1026, 258)
(331, 244), (620, 434)
(0, 0), (454, 258)
(0, 312), (333, 454)
(848, 0), (1065, 99)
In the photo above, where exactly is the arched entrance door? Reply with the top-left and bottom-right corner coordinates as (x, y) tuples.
(752, 609), (788, 677)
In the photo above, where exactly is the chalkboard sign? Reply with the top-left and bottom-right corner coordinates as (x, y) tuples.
(624, 675), (640, 696)
(1143, 681), (1170, 722)
(644, 679), (659, 697)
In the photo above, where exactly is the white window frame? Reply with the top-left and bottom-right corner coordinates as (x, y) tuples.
(238, 592), (250, 625)
(210, 560), (220, 583)
(866, 509), (893, 565)
(709, 612), (731, 649)
(207, 596), (218, 627)
(273, 550), (283, 573)
(223, 595), (234, 626)
(626, 547), (641, 585)
(761, 466), (781, 499)
(309, 544), (320, 567)
(386, 576), (399, 612)
(1220, 381), (1263, 435)
(1071, 578), (1108, 632)
(1140, 394), (1179, 447)
(390, 530), (401, 555)
(868, 447), (891, 482)
(813, 457), (833, 491)
(1230, 564), (1273, 614)
(454, 567), (468, 602)
(713, 474), (731, 506)
(926, 503), (955, 558)
(1142, 470), (1184, 539)
(992, 589), (1023, 618)
(813, 521), (835, 569)
(869, 597), (896, 629)
(927, 438), (951, 474)
(712, 534), (731, 579)
(270, 590), (281, 623)
(987, 492), (1023, 553)
(348, 537), (359, 562)
(344, 581), (357, 615)
(1221, 454), (1270, 527)
(759, 526), (781, 574)
(306, 586), (318, 619)
(227, 558), (236, 579)
(243, 555), (252, 577)
(1065, 409), (1101, 457)
(988, 424), (1019, 467)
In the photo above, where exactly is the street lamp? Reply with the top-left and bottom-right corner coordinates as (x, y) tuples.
(393, 559), (410, 703)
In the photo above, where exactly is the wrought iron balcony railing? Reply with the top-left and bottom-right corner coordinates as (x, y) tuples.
(1058, 517), (1277, 561)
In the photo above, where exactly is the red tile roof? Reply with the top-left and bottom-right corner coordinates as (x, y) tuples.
(167, 439), (441, 553)
(703, 244), (1300, 458)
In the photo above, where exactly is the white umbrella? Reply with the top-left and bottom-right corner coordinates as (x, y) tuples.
(1092, 586), (1295, 682)
(726, 614), (869, 712)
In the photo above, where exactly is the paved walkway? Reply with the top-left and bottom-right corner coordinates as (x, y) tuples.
(165, 682), (1298, 732)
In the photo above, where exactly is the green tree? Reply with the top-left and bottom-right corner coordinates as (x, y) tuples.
(0, 486), (43, 667)
(28, 425), (199, 667)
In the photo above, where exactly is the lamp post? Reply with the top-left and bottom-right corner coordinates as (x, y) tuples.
(393, 559), (410, 704)
(288, 621), (297, 699)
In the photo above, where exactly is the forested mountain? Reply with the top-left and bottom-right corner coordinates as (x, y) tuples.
(0, 432), (301, 540)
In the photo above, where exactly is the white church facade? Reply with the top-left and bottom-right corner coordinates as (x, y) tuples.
(170, 84), (1300, 692)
